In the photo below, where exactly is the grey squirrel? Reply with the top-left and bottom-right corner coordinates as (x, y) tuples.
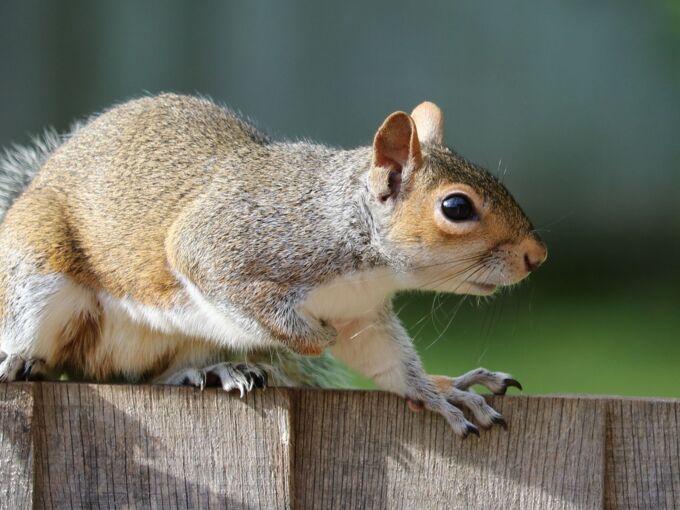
(0, 94), (546, 437)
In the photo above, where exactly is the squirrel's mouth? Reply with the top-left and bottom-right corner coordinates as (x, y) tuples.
(464, 281), (498, 295)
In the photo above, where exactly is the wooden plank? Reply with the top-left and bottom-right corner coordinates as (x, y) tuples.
(0, 383), (34, 510)
(1, 383), (679, 509)
(292, 390), (605, 510)
(605, 398), (680, 510)
(32, 383), (292, 510)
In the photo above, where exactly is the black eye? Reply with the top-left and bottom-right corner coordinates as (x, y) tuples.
(441, 194), (476, 221)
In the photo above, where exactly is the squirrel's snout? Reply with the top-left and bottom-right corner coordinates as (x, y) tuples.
(522, 238), (548, 273)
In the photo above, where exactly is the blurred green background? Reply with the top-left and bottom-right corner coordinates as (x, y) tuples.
(1, 1), (678, 396)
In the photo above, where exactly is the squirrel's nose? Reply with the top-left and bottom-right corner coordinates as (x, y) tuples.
(522, 239), (548, 273)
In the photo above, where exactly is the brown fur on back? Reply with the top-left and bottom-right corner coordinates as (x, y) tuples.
(12, 94), (267, 306)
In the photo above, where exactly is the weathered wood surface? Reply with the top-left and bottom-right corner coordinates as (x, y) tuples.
(293, 390), (607, 509)
(604, 398), (680, 510)
(0, 384), (33, 509)
(31, 384), (291, 510)
(0, 383), (678, 509)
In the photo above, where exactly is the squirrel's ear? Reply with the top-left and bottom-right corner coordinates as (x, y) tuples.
(370, 111), (422, 202)
(411, 101), (444, 145)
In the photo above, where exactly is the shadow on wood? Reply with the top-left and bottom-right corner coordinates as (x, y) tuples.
(0, 383), (678, 509)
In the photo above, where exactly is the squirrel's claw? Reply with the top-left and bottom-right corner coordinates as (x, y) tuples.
(464, 423), (480, 438)
(427, 368), (520, 433)
(452, 367), (523, 395)
(444, 386), (509, 431)
(160, 362), (269, 396)
(173, 368), (205, 389)
(491, 415), (508, 430)
(248, 369), (268, 389)
(493, 378), (523, 396)
(0, 353), (48, 382)
(205, 363), (269, 397)
(503, 378), (523, 392)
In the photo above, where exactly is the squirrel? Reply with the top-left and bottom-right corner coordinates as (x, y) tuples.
(0, 94), (546, 437)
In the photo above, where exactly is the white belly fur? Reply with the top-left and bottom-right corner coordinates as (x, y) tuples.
(301, 268), (409, 323)
(98, 275), (272, 353)
(31, 268), (408, 378)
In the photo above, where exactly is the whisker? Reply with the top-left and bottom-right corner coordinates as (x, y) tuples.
(534, 211), (574, 230)
(431, 291), (453, 331)
(314, 251), (487, 291)
(420, 262), (491, 350)
(407, 295), (439, 343)
(472, 268), (496, 340)
(411, 306), (435, 345)
(408, 250), (488, 271)
(410, 258), (486, 291)
(425, 295), (468, 350)
(429, 292), (442, 333)
(452, 264), (489, 293)
(346, 320), (379, 341)
(476, 343), (489, 364)
(488, 284), (505, 336)
(405, 262), (484, 351)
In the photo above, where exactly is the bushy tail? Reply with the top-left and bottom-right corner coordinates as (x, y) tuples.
(0, 128), (65, 220)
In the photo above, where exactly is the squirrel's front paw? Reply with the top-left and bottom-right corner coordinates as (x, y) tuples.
(425, 398), (481, 438)
(447, 367), (522, 395)
(443, 387), (508, 430)
(0, 352), (48, 382)
(412, 393), (502, 437)
(419, 368), (523, 432)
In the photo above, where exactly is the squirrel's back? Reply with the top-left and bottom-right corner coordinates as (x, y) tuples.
(4, 94), (278, 304)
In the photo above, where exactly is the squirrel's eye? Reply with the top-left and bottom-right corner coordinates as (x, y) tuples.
(441, 194), (476, 221)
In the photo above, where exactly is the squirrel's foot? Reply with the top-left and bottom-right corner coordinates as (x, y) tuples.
(438, 401), (482, 438)
(161, 362), (268, 397)
(409, 388), (506, 434)
(444, 387), (507, 430)
(0, 352), (47, 382)
(450, 367), (522, 395)
(414, 368), (522, 432)
(408, 394), (480, 438)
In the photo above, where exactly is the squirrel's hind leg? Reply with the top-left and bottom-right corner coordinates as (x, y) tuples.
(0, 261), (98, 382)
(157, 362), (269, 396)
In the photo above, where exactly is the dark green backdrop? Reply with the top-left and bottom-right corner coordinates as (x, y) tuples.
(1, 1), (679, 395)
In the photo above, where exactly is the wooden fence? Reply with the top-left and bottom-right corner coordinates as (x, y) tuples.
(1, 383), (678, 509)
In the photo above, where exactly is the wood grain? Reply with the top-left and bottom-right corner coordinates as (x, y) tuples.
(292, 390), (605, 510)
(0, 384), (678, 509)
(605, 398), (680, 510)
(32, 383), (292, 509)
(0, 383), (33, 510)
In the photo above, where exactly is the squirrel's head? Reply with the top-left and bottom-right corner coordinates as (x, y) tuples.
(368, 101), (547, 296)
